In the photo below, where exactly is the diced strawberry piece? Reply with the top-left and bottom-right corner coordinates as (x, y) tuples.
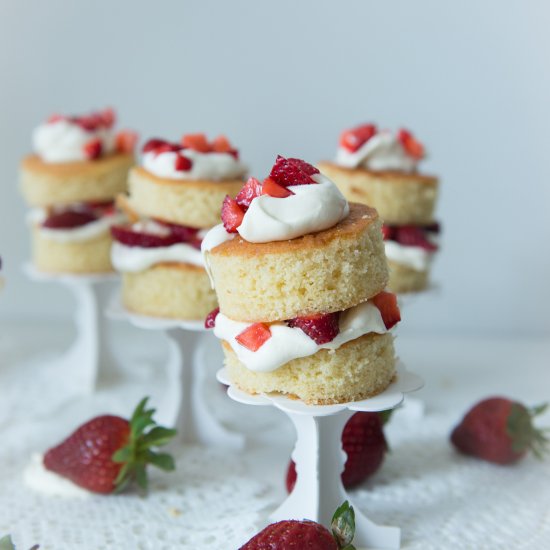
(394, 225), (438, 251)
(204, 307), (220, 329)
(381, 224), (395, 241)
(154, 143), (182, 155)
(142, 138), (168, 153)
(100, 107), (116, 128)
(235, 323), (272, 351)
(397, 128), (425, 160)
(154, 219), (199, 244)
(47, 114), (64, 124)
(83, 139), (102, 160)
(43, 210), (98, 229)
(174, 154), (193, 171)
(228, 149), (239, 160)
(181, 133), (211, 153)
(211, 135), (233, 153)
(221, 196), (245, 233)
(339, 123), (377, 153)
(288, 312), (340, 345)
(110, 225), (181, 248)
(75, 116), (97, 132)
(269, 155), (319, 187)
(236, 177), (263, 209)
(262, 177), (294, 198)
(371, 291), (401, 330)
(115, 130), (139, 154)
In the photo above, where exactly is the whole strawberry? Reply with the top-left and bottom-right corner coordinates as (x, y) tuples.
(240, 501), (356, 550)
(451, 397), (548, 465)
(286, 411), (388, 492)
(43, 397), (177, 494)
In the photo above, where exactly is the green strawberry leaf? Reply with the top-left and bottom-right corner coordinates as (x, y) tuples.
(331, 501), (356, 549)
(0, 536), (15, 550)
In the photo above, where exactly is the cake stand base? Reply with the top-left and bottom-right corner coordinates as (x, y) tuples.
(217, 364), (423, 549)
(108, 298), (245, 450)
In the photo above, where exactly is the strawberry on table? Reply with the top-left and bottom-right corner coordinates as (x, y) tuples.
(286, 411), (388, 492)
(451, 397), (548, 465)
(43, 397), (177, 494)
(240, 501), (356, 550)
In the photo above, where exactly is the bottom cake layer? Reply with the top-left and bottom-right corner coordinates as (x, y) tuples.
(122, 263), (217, 320)
(223, 332), (396, 405)
(387, 260), (430, 294)
(32, 229), (113, 274)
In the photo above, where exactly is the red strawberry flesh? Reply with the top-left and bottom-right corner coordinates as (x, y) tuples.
(111, 225), (181, 248)
(394, 225), (438, 251)
(115, 130), (138, 154)
(288, 312), (340, 345)
(221, 196), (245, 233)
(236, 177), (263, 209)
(174, 154), (193, 171)
(83, 139), (102, 160)
(371, 291), (401, 330)
(269, 155), (320, 187)
(339, 123), (377, 153)
(235, 323), (272, 351)
(43, 210), (98, 229)
(204, 307), (220, 329)
(142, 138), (169, 153)
(262, 177), (295, 198)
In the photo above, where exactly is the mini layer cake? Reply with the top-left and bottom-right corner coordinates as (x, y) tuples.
(203, 156), (402, 404)
(20, 108), (137, 273)
(111, 134), (247, 320)
(318, 124), (441, 293)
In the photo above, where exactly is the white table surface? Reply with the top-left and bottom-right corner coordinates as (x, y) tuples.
(0, 320), (548, 549)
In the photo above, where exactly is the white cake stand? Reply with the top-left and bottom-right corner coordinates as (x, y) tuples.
(23, 263), (121, 393)
(107, 297), (244, 450)
(217, 363), (423, 550)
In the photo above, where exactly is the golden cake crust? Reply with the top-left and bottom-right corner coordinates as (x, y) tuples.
(31, 229), (114, 274)
(127, 166), (243, 228)
(387, 260), (430, 294)
(223, 332), (396, 405)
(207, 203), (389, 322)
(317, 161), (439, 225)
(20, 153), (134, 207)
(122, 263), (217, 320)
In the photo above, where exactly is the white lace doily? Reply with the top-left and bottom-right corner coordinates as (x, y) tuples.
(1, 325), (549, 549)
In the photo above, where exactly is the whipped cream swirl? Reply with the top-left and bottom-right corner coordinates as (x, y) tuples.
(336, 131), (418, 172)
(33, 119), (116, 163)
(143, 149), (247, 181)
(214, 300), (388, 372)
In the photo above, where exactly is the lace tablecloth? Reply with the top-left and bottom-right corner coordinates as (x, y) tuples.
(1, 322), (549, 549)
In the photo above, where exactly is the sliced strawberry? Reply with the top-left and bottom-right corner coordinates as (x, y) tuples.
(288, 312), (340, 345)
(154, 142), (182, 155)
(47, 114), (64, 124)
(397, 128), (425, 160)
(142, 138), (168, 153)
(115, 130), (139, 154)
(111, 225), (181, 248)
(154, 219), (200, 247)
(211, 135), (232, 153)
(75, 115), (97, 132)
(371, 292), (401, 330)
(204, 307), (220, 329)
(339, 123), (377, 153)
(236, 177), (263, 209)
(174, 154), (193, 171)
(83, 139), (102, 160)
(394, 225), (438, 251)
(269, 155), (319, 187)
(262, 177), (294, 198)
(181, 133), (211, 153)
(100, 107), (116, 129)
(381, 224), (395, 241)
(235, 323), (272, 351)
(43, 211), (98, 229)
(221, 196), (245, 233)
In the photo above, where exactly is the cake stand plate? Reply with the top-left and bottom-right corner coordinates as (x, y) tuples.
(217, 363), (423, 549)
(107, 297), (244, 450)
(23, 263), (121, 393)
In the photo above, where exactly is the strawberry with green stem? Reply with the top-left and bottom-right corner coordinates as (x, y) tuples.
(44, 397), (177, 494)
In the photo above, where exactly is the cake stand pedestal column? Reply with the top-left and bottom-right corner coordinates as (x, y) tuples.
(218, 364), (423, 549)
(107, 298), (244, 450)
(24, 264), (121, 393)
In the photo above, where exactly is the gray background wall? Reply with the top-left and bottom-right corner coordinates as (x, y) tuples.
(1, 0), (549, 336)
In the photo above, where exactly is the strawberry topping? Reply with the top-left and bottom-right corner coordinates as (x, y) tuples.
(83, 139), (102, 160)
(339, 123), (377, 153)
(221, 196), (245, 233)
(371, 291), (401, 330)
(236, 177), (263, 209)
(204, 307), (220, 329)
(174, 154), (193, 171)
(181, 133), (210, 153)
(262, 177), (294, 198)
(115, 130), (139, 154)
(269, 155), (320, 187)
(287, 312), (340, 345)
(235, 323), (272, 351)
(397, 128), (425, 160)
(142, 138), (170, 153)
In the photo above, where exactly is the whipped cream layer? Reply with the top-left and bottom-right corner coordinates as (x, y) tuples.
(336, 131), (418, 172)
(215, 300), (387, 372)
(385, 233), (439, 271)
(24, 453), (91, 498)
(143, 149), (247, 181)
(33, 119), (116, 163)
(27, 209), (125, 243)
